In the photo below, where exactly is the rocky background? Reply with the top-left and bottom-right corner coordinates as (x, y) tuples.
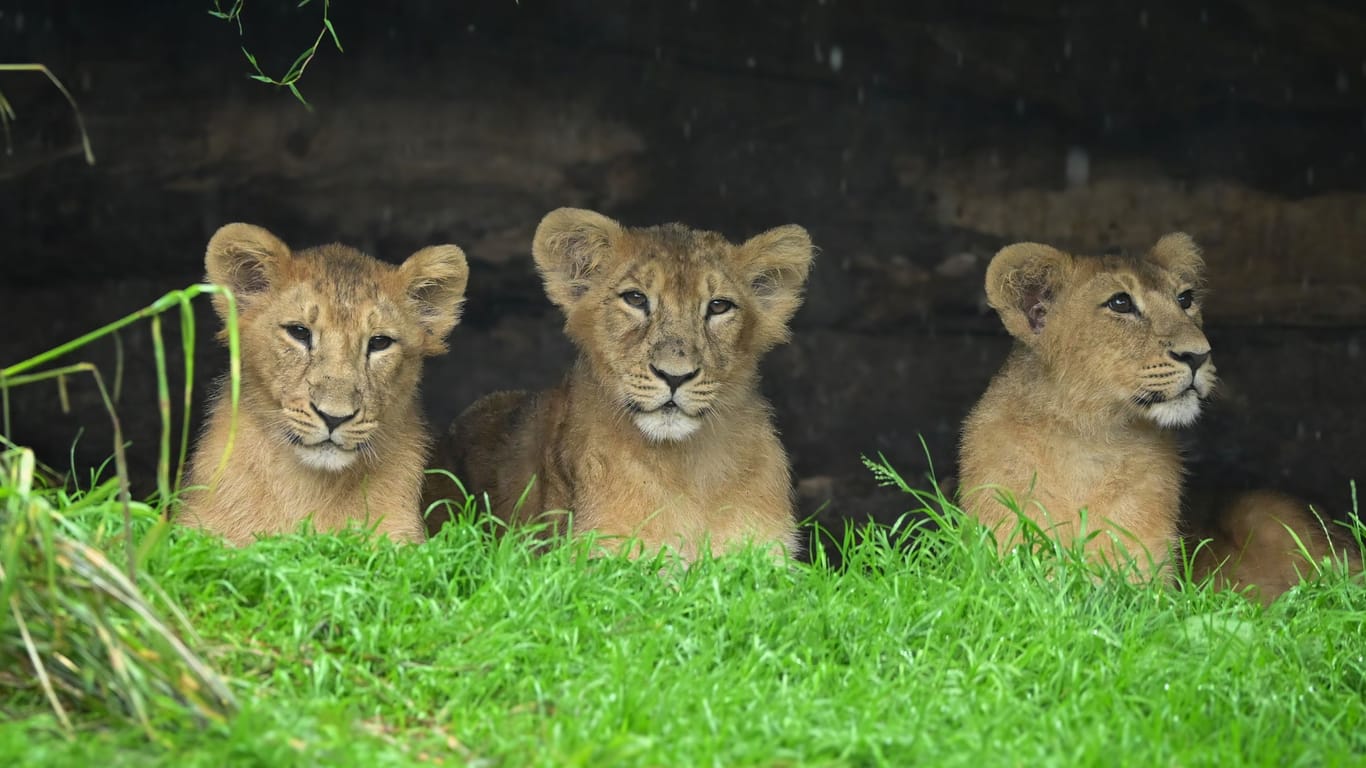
(2, 1), (1363, 549)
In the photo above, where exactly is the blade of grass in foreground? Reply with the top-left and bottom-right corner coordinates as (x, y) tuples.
(0, 284), (241, 739)
(1, 447), (235, 742)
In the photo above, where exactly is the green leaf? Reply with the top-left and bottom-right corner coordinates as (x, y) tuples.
(323, 18), (343, 51)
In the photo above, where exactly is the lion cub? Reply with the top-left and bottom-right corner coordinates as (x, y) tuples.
(959, 234), (1217, 577)
(181, 223), (468, 545)
(1186, 490), (1360, 604)
(424, 208), (813, 561)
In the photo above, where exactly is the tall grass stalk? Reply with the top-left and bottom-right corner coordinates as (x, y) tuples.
(0, 63), (95, 164)
(0, 284), (241, 737)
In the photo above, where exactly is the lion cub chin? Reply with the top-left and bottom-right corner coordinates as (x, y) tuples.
(180, 223), (468, 545)
(424, 208), (814, 562)
(959, 234), (1217, 578)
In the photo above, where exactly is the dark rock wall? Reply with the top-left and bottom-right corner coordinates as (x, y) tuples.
(2, 1), (1363, 527)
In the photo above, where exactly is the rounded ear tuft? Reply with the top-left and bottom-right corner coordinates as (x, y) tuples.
(1149, 232), (1205, 284)
(532, 208), (622, 309)
(400, 244), (469, 355)
(984, 242), (1072, 342)
(739, 224), (816, 349)
(204, 223), (292, 326)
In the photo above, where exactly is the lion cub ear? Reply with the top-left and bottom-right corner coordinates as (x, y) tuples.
(399, 245), (469, 356)
(532, 207), (623, 309)
(738, 224), (815, 345)
(985, 242), (1073, 342)
(205, 223), (291, 323)
(1148, 232), (1205, 285)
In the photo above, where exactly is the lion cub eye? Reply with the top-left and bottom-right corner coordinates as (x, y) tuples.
(283, 324), (312, 346)
(1104, 293), (1135, 314)
(707, 299), (736, 317)
(620, 290), (649, 311)
(367, 335), (395, 354)
(1176, 290), (1195, 310)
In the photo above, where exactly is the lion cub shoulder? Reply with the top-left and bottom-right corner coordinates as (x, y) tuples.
(959, 234), (1216, 576)
(182, 223), (468, 545)
(425, 208), (814, 561)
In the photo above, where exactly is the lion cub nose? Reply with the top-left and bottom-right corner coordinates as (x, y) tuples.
(650, 365), (699, 392)
(312, 404), (357, 433)
(1169, 349), (1210, 374)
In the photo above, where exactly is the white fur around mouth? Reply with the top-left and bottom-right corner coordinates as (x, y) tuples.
(295, 441), (359, 471)
(1145, 388), (1203, 428)
(633, 407), (701, 442)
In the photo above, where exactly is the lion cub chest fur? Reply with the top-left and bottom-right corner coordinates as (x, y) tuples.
(425, 208), (813, 561)
(959, 234), (1216, 576)
(181, 223), (468, 545)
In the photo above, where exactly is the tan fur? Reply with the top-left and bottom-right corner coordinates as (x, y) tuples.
(181, 223), (468, 545)
(425, 208), (813, 561)
(959, 234), (1216, 577)
(1188, 490), (1361, 605)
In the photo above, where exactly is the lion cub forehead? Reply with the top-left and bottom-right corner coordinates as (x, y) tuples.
(1075, 253), (1189, 291)
(286, 245), (408, 302)
(264, 245), (408, 329)
(621, 223), (736, 264)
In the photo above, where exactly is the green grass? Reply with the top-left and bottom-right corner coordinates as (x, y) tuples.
(2, 461), (1363, 767)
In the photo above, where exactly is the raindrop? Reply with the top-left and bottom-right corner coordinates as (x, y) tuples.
(1347, 337), (1360, 359)
(1104, 113), (1114, 132)
(813, 42), (824, 64)
(1015, 98), (1026, 116)
(1201, 8), (1209, 23)
(857, 86), (864, 104)
(1063, 39), (1072, 59)
(1139, 9), (1148, 28)
(689, 0), (698, 11)
(1065, 147), (1090, 188)
(956, 49), (964, 67)
(1296, 422), (1306, 439)
(1284, 85), (1294, 102)
(829, 45), (844, 73)
(1337, 71), (1350, 94)
(1306, 166), (1315, 186)
(746, 56), (756, 69)
(682, 121), (692, 140)
(15, 11), (23, 31)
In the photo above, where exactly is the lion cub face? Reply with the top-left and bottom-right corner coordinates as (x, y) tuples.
(206, 223), (468, 471)
(532, 208), (813, 442)
(986, 233), (1216, 428)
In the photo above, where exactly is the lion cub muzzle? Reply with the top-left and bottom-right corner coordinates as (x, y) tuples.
(283, 368), (376, 471)
(632, 359), (705, 443)
(1139, 337), (1216, 429)
(286, 400), (372, 471)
